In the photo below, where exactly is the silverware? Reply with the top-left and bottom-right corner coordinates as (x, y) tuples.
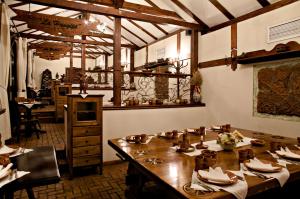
(241, 163), (269, 179)
(195, 181), (215, 192)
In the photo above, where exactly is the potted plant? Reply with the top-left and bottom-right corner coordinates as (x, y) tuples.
(190, 70), (202, 103)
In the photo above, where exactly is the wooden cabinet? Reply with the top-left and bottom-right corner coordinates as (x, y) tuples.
(54, 83), (72, 121)
(66, 94), (104, 178)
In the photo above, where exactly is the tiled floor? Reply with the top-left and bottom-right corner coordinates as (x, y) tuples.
(14, 123), (128, 199)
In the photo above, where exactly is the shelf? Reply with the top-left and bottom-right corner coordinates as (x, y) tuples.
(237, 41), (300, 64)
(123, 71), (191, 78)
(72, 87), (136, 91)
(103, 103), (205, 110)
(0, 109), (6, 115)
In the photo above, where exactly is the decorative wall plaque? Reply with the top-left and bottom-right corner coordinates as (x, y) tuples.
(254, 58), (300, 120)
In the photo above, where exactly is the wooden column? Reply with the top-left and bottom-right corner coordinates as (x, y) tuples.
(146, 46), (148, 63)
(104, 54), (108, 84)
(231, 23), (237, 71)
(190, 29), (198, 102)
(113, 17), (122, 106)
(70, 44), (74, 68)
(130, 48), (135, 84)
(176, 32), (181, 99)
(81, 35), (86, 71)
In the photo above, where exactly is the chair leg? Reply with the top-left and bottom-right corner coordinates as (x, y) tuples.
(33, 122), (40, 139)
(36, 119), (41, 129)
(26, 188), (35, 199)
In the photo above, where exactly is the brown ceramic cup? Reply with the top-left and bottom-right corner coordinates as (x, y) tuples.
(140, 134), (148, 143)
(199, 126), (205, 135)
(238, 149), (249, 163)
(172, 130), (178, 139)
(134, 135), (141, 144)
(270, 141), (285, 152)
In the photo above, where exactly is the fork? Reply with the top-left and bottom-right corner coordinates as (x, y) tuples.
(240, 163), (269, 179)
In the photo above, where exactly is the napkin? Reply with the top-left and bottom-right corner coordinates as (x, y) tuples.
(80, 94), (88, 99)
(191, 168), (248, 199)
(0, 145), (17, 155)
(0, 163), (13, 179)
(198, 167), (231, 183)
(23, 104), (34, 109)
(246, 158), (281, 172)
(294, 145), (300, 150)
(9, 147), (34, 157)
(276, 147), (300, 159)
(0, 170), (30, 188)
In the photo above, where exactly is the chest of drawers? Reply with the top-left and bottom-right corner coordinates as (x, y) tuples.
(66, 94), (103, 178)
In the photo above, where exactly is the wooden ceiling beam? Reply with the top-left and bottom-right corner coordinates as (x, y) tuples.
(73, 50), (108, 55)
(16, 0), (200, 29)
(15, 22), (27, 28)
(170, 0), (209, 31)
(105, 25), (139, 47)
(87, 36), (114, 54)
(144, 0), (182, 19)
(9, 2), (27, 8)
(257, 0), (271, 7)
(207, 0), (298, 34)
(19, 33), (135, 48)
(209, 0), (235, 20)
(113, 0), (124, 9)
(127, 19), (158, 40)
(106, 16), (148, 45)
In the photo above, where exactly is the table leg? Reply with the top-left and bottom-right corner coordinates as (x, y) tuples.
(125, 163), (147, 199)
(26, 188), (35, 199)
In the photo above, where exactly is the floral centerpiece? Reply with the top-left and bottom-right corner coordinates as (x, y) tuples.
(217, 130), (244, 151)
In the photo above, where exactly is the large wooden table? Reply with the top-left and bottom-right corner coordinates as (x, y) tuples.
(108, 128), (300, 199)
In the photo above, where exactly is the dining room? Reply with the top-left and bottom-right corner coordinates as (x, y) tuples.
(0, 0), (300, 198)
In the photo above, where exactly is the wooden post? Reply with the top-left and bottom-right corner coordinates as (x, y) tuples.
(146, 46), (148, 64)
(70, 43), (73, 68)
(104, 54), (108, 84)
(190, 29), (198, 103)
(130, 48), (135, 84)
(176, 32), (181, 99)
(113, 17), (122, 106)
(81, 35), (86, 71)
(231, 23), (237, 71)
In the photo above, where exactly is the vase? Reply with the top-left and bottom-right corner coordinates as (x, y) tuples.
(193, 92), (201, 104)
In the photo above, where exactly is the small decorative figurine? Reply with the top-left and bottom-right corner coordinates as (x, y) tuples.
(55, 72), (59, 79)
(79, 72), (88, 94)
(60, 74), (65, 83)
(196, 127), (208, 149)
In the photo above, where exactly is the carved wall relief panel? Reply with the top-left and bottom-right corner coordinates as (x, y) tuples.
(254, 58), (300, 120)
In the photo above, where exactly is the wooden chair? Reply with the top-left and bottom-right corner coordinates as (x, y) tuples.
(16, 104), (40, 142)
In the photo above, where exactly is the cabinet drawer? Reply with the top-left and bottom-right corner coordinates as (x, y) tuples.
(73, 156), (100, 167)
(73, 136), (100, 147)
(73, 145), (101, 157)
(73, 126), (101, 137)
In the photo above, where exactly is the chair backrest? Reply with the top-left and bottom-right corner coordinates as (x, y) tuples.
(15, 97), (26, 103)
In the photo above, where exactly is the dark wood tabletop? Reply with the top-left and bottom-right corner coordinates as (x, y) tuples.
(108, 128), (300, 199)
(1, 146), (60, 199)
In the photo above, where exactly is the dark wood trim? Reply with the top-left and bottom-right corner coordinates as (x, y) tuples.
(105, 24), (139, 48)
(81, 35), (86, 71)
(15, 22), (27, 28)
(146, 46), (148, 64)
(72, 50), (109, 55)
(70, 44), (73, 68)
(113, 0), (124, 8)
(198, 58), (232, 68)
(231, 23), (237, 71)
(144, 0), (183, 20)
(190, 29), (198, 102)
(81, 0), (180, 19)
(153, 24), (168, 35)
(64, 55), (95, 59)
(19, 33), (134, 48)
(123, 71), (191, 78)
(103, 103), (206, 111)
(127, 19), (158, 40)
(209, 0), (235, 20)
(16, 0), (200, 29)
(207, 0), (298, 33)
(237, 41), (300, 64)
(8, 2), (27, 8)
(113, 17), (122, 106)
(130, 49), (135, 84)
(33, 6), (51, 13)
(177, 32), (181, 99)
(105, 54), (108, 83)
(257, 0), (271, 7)
(170, 0), (209, 31)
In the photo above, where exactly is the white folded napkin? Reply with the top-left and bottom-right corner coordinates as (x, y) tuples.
(9, 147), (34, 158)
(0, 145), (17, 155)
(0, 163), (13, 179)
(80, 94), (88, 99)
(23, 104), (34, 109)
(191, 169), (248, 199)
(0, 170), (30, 188)
(245, 158), (281, 172)
(276, 147), (300, 159)
(294, 145), (300, 150)
(198, 167), (231, 183)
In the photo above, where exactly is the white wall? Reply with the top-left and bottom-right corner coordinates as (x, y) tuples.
(103, 107), (208, 161)
(200, 2), (300, 138)
(34, 56), (95, 89)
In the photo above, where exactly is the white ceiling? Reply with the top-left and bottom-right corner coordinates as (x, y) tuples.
(7, 0), (278, 54)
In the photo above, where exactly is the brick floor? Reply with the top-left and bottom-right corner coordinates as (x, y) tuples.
(14, 123), (128, 199)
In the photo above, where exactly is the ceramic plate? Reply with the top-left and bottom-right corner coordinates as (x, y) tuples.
(176, 146), (195, 153)
(197, 171), (238, 185)
(0, 169), (11, 180)
(276, 149), (300, 161)
(250, 139), (266, 146)
(244, 159), (282, 173)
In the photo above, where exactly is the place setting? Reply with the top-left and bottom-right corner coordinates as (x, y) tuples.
(0, 145), (33, 158)
(190, 150), (248, 199)
(118, 134), (154, 145)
